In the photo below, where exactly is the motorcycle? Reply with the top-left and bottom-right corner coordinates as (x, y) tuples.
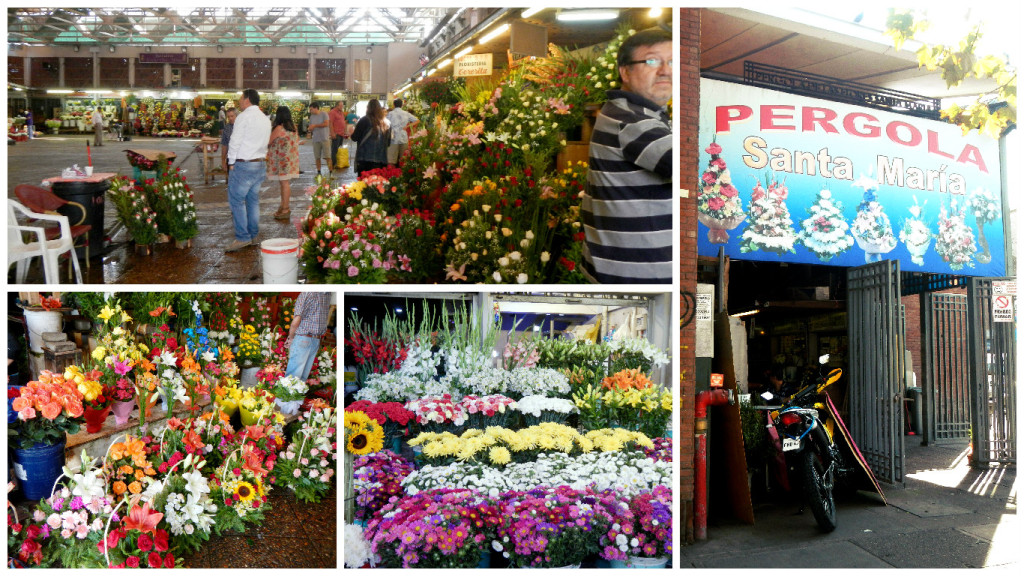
(759, 354), (849, 532)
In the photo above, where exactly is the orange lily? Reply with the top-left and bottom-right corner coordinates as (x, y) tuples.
(123, 499), (163, 534)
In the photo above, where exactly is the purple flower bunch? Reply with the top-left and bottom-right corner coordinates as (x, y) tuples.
(365, 488), (501, 568)
(599, 485), (672, 561)
(353, 450), (415, 522)
(643, 436), (672, 462)
(493, 486), (614, 568)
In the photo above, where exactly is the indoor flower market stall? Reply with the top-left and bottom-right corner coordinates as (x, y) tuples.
(7, 291), (338, 568)
(343, 292), (673, 568)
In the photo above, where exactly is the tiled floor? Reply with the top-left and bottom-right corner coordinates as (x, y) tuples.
(7, 134), (356, 284)
(181, 487), (337, 568)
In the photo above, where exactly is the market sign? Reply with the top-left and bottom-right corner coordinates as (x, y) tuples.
(138, 52), (189, 64)
(697, 78), (1005, 277)
(454, 53), (493, 77)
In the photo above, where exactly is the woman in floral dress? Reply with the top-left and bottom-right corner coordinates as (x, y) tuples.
(267, 106), (300, 220)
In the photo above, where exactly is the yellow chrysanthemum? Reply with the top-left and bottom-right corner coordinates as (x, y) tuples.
(489, 447), (512, 465)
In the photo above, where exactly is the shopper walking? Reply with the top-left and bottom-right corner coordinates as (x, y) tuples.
(25, 110), (34, 139)
(581, 26), (672, 284)
(225, 88), (271, 253)
(329, 100), (348, 171)
(350, 98), (391, 176)
(267, 105), (300, 220)
(91, 108), (104, 146)
(220, 107), (237, 173)
(308, 102), (332, 174)
(386, 98), (419, 167)
(284, 292), (333, 382)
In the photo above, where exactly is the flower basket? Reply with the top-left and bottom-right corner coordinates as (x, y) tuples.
(698, 212), (746, 244)
(11, 439), (66, 501)
(83, 404), (111, 433)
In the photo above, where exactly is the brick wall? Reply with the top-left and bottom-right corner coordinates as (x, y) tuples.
(678, 6), (700, 544)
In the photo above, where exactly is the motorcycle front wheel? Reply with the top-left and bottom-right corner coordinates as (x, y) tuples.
(800, 448), (838, 532)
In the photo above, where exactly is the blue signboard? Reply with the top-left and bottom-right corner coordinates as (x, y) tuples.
(697, 78), (1005, 276)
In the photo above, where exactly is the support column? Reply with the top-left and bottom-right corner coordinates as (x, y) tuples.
(272, 58), (279, 90)
(236, 57), (243, 90)
(200, 57), (207, 87)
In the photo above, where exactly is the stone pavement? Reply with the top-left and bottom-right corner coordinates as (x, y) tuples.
(7, 134), (356, 284)
(681, 440), (1018, 568)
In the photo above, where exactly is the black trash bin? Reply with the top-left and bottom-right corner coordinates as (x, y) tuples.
(905, 386), (923, 436)
(51, 179), (110, 259)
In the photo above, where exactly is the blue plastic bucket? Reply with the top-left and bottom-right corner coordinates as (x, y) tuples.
(11, 440), (66, 501)
(8, 385), (22, 424)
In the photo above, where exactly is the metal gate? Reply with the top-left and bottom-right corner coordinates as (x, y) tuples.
(847, 261), (905, 485)
(967, 278), (1017, 465)
(922, 293), (971, 444)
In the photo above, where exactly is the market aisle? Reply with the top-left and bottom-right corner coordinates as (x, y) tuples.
(183, 487), (337, 568)
(6, 135), (356, 284)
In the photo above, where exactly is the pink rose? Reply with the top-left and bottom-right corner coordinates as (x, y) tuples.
(705, 142), (722, 155)
(347, 265), (359, 277)
(293, 469), (302, 478)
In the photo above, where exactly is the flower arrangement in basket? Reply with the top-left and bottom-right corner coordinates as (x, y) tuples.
(274, 404), (337, 503)
(513, 395), (576, 426)
(306, 345), (337, 392)
(352, 450), (415, 522)
(494, 486), (613, 568)
(598, 485), (672, 564)
(10, 371), (85, 449)
(146, 454), (217, 555)
(935, 197), (978, 271)
(107, 175), (160, 246)
(208, 453), (271, 535)
(366, 488), (501, 568)
(345, 400), (414, 446)
(899, 196), (933, 266)
(97, 497), (177, 568)
(154, 168), (198, 242)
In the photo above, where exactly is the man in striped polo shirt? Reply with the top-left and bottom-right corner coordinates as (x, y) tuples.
(284, 291), (334, 382)
(582, 26), (673, 283)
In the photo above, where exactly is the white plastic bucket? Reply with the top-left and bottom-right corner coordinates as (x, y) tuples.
(24, 309), (64, 353)
(260, 238), (300, 284)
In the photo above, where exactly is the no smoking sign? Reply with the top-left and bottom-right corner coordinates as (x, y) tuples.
(993, 294), (1014, 322)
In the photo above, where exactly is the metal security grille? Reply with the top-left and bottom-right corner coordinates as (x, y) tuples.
(967, 278), (1017, 465)
(848, 261), (906, 485)
(922, 293), (971, 444)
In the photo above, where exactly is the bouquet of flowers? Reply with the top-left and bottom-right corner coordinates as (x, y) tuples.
(344, 524), (373, 568)
(209, 458), (271, 534)
(506, 367), (570, 399)
(274, 405), (337, 503)
(345, 400), (414, 445)
(405, 395), (467, 434)
(599, 485), (672, 563)
(107, 175), (160, 246)
(535, 338), (610, 374)
(495, 486), (613, 568)
(20, 482), (115, 567)
(458, 394), (517, 429)
(798, 188), (854, 261)
(935, 197), (977, 271)
(352, 451), (415, 522)
(148, 457), (217, 555)
(353, 372), (433, 404)
(345, 410), (385, 457)
(608, 337), (669, 374)
(10, 371), (85, 449)
(96, 498), (178, 568)
(461, 367), (512, 396)
(306, 345), (337, 391)
(271, 374), (308, 403)
(237, 388), (278, 427)
(514, 395), (576, 426)
(236, 324), (262, 368)
(63, 365), (112, 410)
(366, 488), (500, 568)
(851, 176), (898, 258)
(899, 196), (933, 266)
(154, 169), (198, 241)
(601, 368), (655, 391)
(248, 297), (275, 334)
(740, 175), (798, 256)
(501, 339), (540, 370)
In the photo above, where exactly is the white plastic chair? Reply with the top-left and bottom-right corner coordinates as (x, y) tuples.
(7, 199), (84, 284)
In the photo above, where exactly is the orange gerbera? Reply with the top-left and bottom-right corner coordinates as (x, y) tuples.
(112, 481), (127, 495)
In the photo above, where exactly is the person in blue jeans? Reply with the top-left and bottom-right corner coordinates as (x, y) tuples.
(285, 292), (333, 381)
(225, 88), (271, 252)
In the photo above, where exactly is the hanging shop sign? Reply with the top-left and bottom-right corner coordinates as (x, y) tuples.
(454, 53), (493, 77)
(139, 52), (189, 64)
(696, 78), (1005, 277)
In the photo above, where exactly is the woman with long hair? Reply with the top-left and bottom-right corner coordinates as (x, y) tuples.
(349, 98), (391, 175)
(267, 105), (300, 219)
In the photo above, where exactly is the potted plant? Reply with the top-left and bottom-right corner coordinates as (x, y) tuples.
(45, 119), (62, 134)
(600, 485), (673, 567)
(8, 371), (85, 500)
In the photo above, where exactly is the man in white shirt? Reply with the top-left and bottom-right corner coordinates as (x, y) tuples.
(225, 88), (271, 252)
(91, 108), (104, 146)
(386, 99), (419, 166)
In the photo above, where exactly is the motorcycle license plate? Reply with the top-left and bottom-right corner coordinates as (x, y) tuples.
(782, 438), (801, 452)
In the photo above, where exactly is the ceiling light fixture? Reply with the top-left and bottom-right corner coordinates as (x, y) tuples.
(556, 9), (620, 22)
(453, 46), (472, 59)
(217, 45), (223, 53)
(731, 309), (761, 318)
(648, 8), (663, 18)
(521, 8), (545, 18)
(478, 23), (509, 45)
(437, 57), (453, 69)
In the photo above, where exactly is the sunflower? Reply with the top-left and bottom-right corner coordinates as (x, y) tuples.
(346, 422), (384, 456)
(234, 481), (256, 502)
